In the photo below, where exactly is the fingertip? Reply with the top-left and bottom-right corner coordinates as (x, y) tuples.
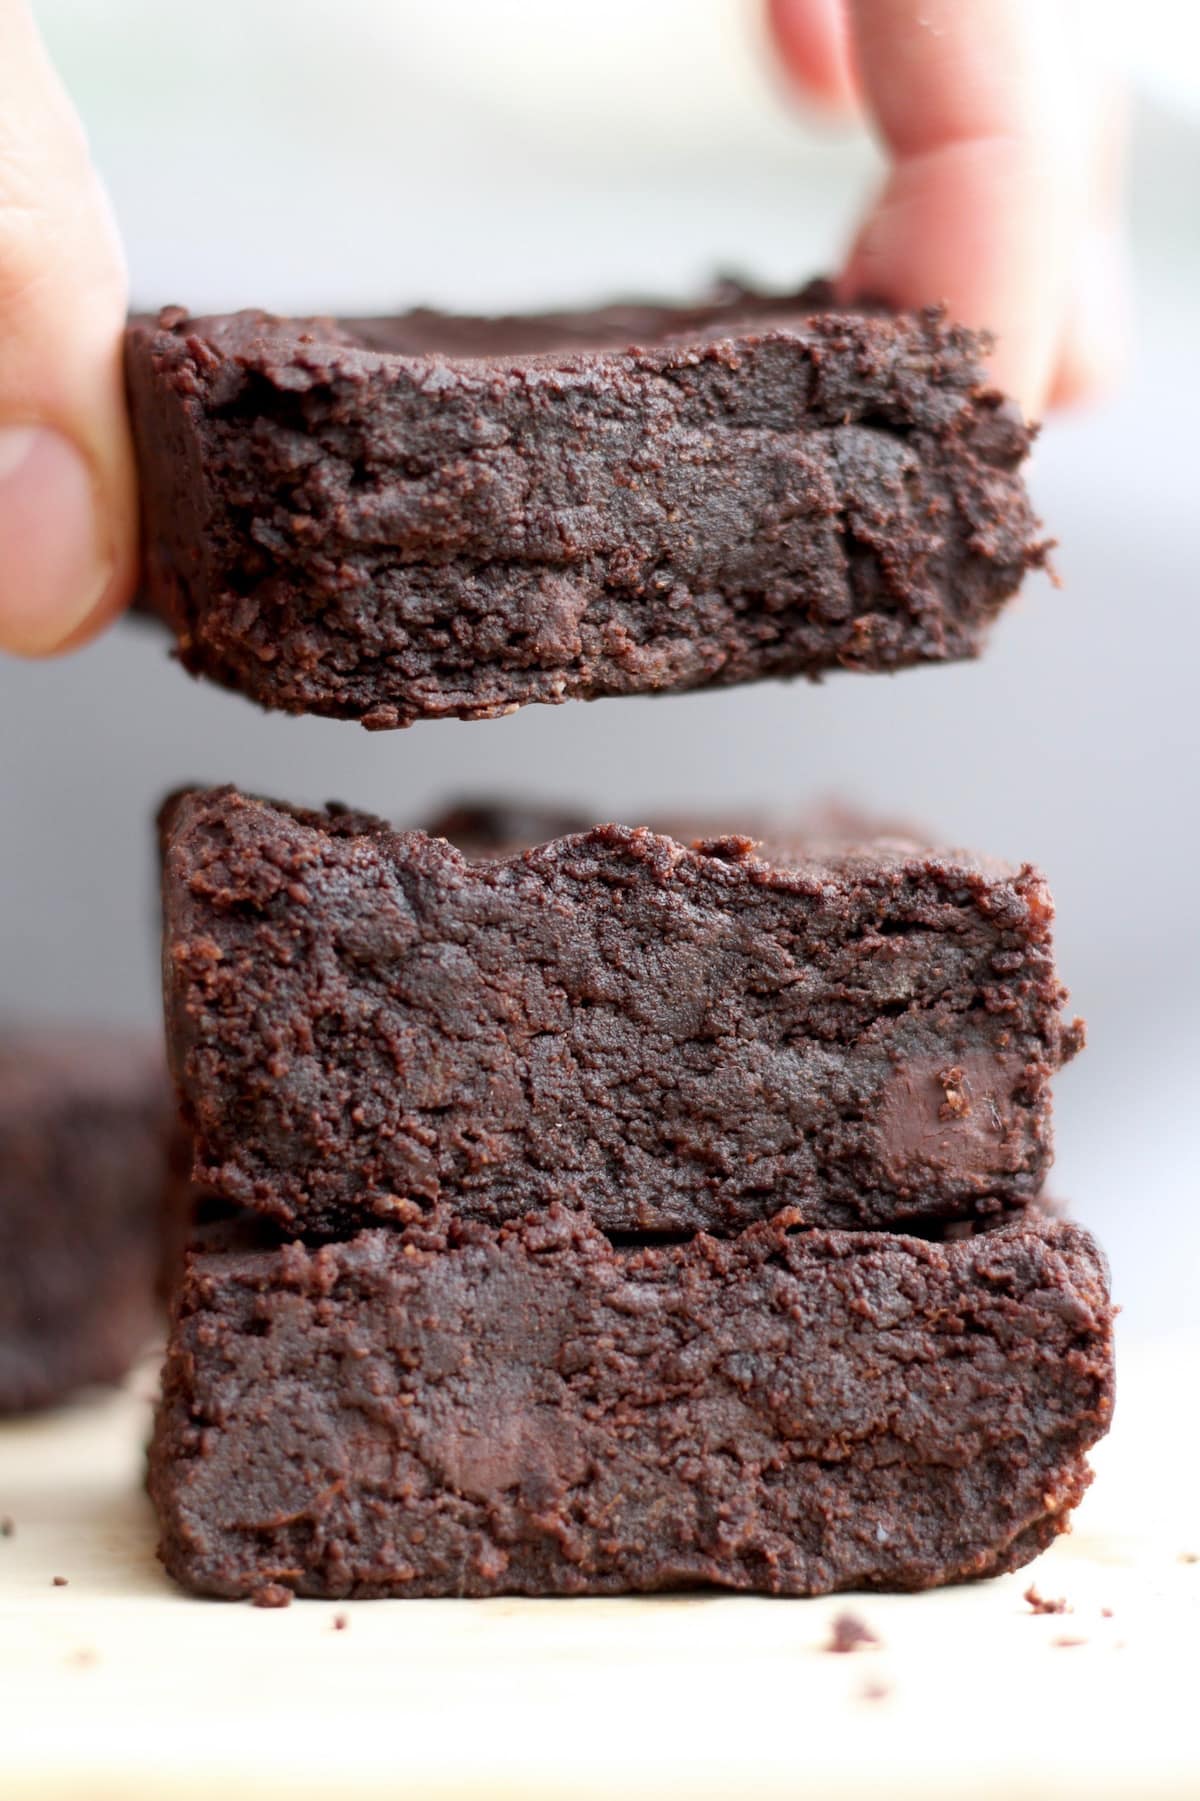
(1047, 229), (1129, 413)
(45, 553), (139, 658)
(0, 1), (142, 660)
(1047, 350), (1123, 416)
(980, 338), (1055, 430)
(766, 0), (860, 113)
(0, 425), (132, 659)
(838, 139), (1067, 422)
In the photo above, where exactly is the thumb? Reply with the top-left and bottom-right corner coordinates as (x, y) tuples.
(0, 0), (136, 657)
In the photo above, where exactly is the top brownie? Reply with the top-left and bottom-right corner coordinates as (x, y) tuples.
(160, 787), (1082, 1237)
(126, 284), (1047, 729)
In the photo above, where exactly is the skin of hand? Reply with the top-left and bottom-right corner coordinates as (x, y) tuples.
(0, 1), (136, 659)
(0, 0), (1124, 660)
(767, 0), (1126, 414)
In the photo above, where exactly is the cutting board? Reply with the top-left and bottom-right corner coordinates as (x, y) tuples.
(2, 1334), (1197, 1801)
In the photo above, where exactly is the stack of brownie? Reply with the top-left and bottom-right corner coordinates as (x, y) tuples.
(126, 286), (1114, 1601)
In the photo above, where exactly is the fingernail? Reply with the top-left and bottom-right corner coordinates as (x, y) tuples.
(0, 426), (114, 656)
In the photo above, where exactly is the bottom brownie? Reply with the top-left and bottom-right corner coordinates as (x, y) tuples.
(150, 1208), (1113, 1599)
(0, 1026), (172, 1412)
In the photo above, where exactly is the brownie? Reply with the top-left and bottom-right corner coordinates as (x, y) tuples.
(125, 285), (1047, 729)
(160, 786), (1083, 1237)
(155, 1125), (242, 1305)
(148, 1206), (1113, 1600)
(0, 1026), (172, 1412)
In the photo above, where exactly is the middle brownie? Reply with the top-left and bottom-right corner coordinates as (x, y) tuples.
(161, 786), (1082, 1236)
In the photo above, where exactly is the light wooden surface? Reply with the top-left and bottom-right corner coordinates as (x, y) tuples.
(1, 1334), (1197, 1801)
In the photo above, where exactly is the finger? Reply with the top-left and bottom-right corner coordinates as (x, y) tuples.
(765, 0), (860, 114)
(1049, 79), (1127, 409)
(1049, 227), (1126, 409)
(840, 0), (1083, 417)
(0, 0), (136, 657)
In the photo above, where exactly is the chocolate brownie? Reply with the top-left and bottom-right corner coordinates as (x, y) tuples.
(148, 1206), (1113, 1600)
(125, 285), (1047, 728)
(0, 1026), (172, 1412)
(160, 786), (1083, 1236)
(155, 1126), (241, 1305)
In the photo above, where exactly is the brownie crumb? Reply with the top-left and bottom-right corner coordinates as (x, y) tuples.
(938, 1066), (972, 1119)
(332, 1613), (349, 1632)
(251, 1583), (293, 1609)
(0, 1516), (13, 1538)
(51, 1575), (68, 1588)
(1023, 1584), (1069, 1615)
(827, 1611), (880, 1654)
(1052, 1635), (1088, 1649)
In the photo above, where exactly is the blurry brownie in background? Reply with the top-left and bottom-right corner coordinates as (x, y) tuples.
(0, 1026), (172, 1412)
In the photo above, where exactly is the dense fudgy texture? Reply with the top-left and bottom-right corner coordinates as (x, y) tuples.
(0, 1027), (172, 1412)
(149, 1206), (1113, 1600)
(126, 285), (1048, 728)
(160, 786), (1083, 1236)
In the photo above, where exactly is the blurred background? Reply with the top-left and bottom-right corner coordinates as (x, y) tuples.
(2, 0), (1196, 1335)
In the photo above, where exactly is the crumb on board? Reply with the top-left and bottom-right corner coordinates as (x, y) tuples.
(1101, 1607), (1114, 1619)
(0, 1516), (14, 1538)
(332, 1613), (349, 1632)
(826, 1611), (881, 1654)
(251, 1583), (293, 1609)
(67, 1649), (98, 1669)
(51, 1576), (68, 1588)
(1180, 1552), (1199, 1565)
(1023, 1584), (1070, 1615)
(1052, 1636), (1088, 1649)
(859, 1678), (891, 1703)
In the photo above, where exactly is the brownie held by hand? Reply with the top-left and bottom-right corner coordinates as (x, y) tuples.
(159, 786), (1083, 1237)
(126, 285), (1047, 729)
(0, 1026), (172, 1412)
(149, 1206), (1113, 1600)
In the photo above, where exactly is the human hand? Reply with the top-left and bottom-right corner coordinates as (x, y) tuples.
(767, 0), (1126, 416)
(0, 0), (136, 658)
